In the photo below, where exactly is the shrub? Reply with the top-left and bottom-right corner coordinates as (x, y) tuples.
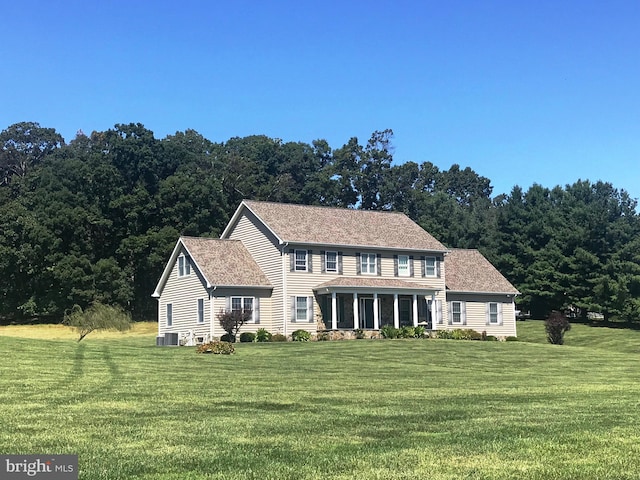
(255, 328), (272, 343)
(505, 336), (518, 342)
(292, 329), (311, 342)
(449, 329), (482, 340)
(436, 329), (453, 339)
(380, 325), (399, 339)
(414, 326), (426, 338)
(239, 332), (256, 343)
(196, 341), (235, 354)
(217, 309), (252, 343)
(485, 335), (499, 341)
(220, 333), (235, 343)
(399, 326), (416, 339)
(545, 311), (571, 345)
(271, 333), (288, 342)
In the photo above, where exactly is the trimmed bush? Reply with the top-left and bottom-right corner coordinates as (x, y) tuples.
(220, 333), (235, 343)
(545, 311), (571, 344)
(436, 330), (453, 339)
(255, 328), (272, 343)
(239, 332), (256, 343)
(505, 336), (518, 342)
(292, 329), (311, 342)
(196, 341), (235, 354)
(271, 333), (287, 342)
(380, 325), (399, 339)
(450, 329), (483, 340)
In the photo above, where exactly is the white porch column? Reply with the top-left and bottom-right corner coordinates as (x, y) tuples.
(373, 293), (380, 330)
(412, 294), (419, 327)
(431, 293), (437, 330)
(353, 292), (359, 329)
(331, 292), (338, 330)
(393, 294), (399, 329)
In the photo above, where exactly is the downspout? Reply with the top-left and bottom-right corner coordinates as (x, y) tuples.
(209, 286), (217, 340)
(281, 241), (289, 336)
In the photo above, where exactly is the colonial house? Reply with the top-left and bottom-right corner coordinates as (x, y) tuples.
(152, 200), (519, 344)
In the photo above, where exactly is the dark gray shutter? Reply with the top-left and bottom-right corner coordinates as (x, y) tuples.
(394, 255), (398, 276)
(447, 301), (453, 325)
(225, 297), (231, 312)
(289, 249), (295, 272)
(421, 256), (426, 277)
(436, 256), (442, 278)
(254, 298), (260, 324)
(498, 303), (503, 325)
(308, 296), (314, 322)
(290, 296), (296, 321)
(376, 254), (382, 276)
(338, 252), (343, 274)
(356, 253), (361, 275)
(409, 256), (414, 277)
(320, 250), (326, 273)
(485, 302), (491, 326)
(307, 250), (313, 273)
(462, 302), (467, 325)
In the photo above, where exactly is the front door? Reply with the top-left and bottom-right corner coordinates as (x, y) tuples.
(359, 297), (375, 329)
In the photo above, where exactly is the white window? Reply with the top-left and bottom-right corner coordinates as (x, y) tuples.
(178, 255), (191, 277)
(166, 303), (173, 326)
(398, 255), (409, 277)
(424, 257), (436, 277)
(488, 302), (501, 324)
(296, 296), (308, 322)
(197, 298), (204, 323)
(361, 253), (377, 274)
(231, 296), (254, 315)
(325, 251), (338, 272)
(295, 250), (308, 271)
(451, 301), (463, 325)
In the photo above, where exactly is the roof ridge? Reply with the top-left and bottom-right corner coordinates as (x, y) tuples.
(243, 199), (408, 217)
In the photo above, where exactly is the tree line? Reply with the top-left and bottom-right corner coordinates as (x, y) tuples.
(1, 121), (638, 323)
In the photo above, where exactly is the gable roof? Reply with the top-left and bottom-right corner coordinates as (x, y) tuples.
(223, 200), (447, 252)
(444, 249), (520, 295)
(152, 237), (271, 297)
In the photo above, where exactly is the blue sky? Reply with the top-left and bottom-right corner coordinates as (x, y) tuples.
(2, 0), (639, 200)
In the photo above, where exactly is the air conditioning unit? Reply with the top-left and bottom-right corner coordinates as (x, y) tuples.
(156, 335), (165, 346)
(164, 332), (179, 346)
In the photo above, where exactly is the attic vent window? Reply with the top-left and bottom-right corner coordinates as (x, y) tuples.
(178, 255), (191, 277)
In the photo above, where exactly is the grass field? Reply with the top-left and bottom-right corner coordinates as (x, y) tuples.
(1, 320), (640, 479)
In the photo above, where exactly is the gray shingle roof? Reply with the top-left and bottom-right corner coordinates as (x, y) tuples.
(314, 277), (439, 290)
(181, 237), (272, 287)
(445, 249), (519, 294)
(242, 200), (447, 252)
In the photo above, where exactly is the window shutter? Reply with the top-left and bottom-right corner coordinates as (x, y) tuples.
(394, 255), (398, 276)
(436, 300), (443, 324)
(225, 297), (231, 312)
(356, 253), (361, 275)
(338, 252), (343, 274)
(308, 296), (314, 322)
(498, 302), (503, 325)
(376, 254), (382, 276)
(409, 256), (414, 277)
(254, 298), (260, 324)
(320, 250), (326, 273)
(290, 296), (296, 322)
(447, 301), (452, 325)
(486, 302), (491, 326)
(462, 302), (467, 325)
(307, 250), (313, 273)
(421, 256), (426, 277)
(436, 257), (442, 278)
(289, 249), (295, 272)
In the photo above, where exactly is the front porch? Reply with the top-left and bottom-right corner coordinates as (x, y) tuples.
(316, 279), (442, 330)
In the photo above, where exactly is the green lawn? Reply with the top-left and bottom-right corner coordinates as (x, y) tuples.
(1, 321), (640, 479)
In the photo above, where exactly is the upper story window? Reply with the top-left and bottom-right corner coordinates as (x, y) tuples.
(398, 255), (410, 277)
(325, 251), (338, 272)
(424, 256), (437, 277)
(361, 253), (377, 275)
(178, 255), (191, 277)
(295, 249), (308, 272)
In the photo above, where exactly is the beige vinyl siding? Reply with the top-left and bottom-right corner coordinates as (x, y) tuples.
(226, 210), (283, 332)
(287, 247), (448, 334)
(210, 287), (273, 337)
(158, 247), (211, 339)
(445, 293), (517, 337)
